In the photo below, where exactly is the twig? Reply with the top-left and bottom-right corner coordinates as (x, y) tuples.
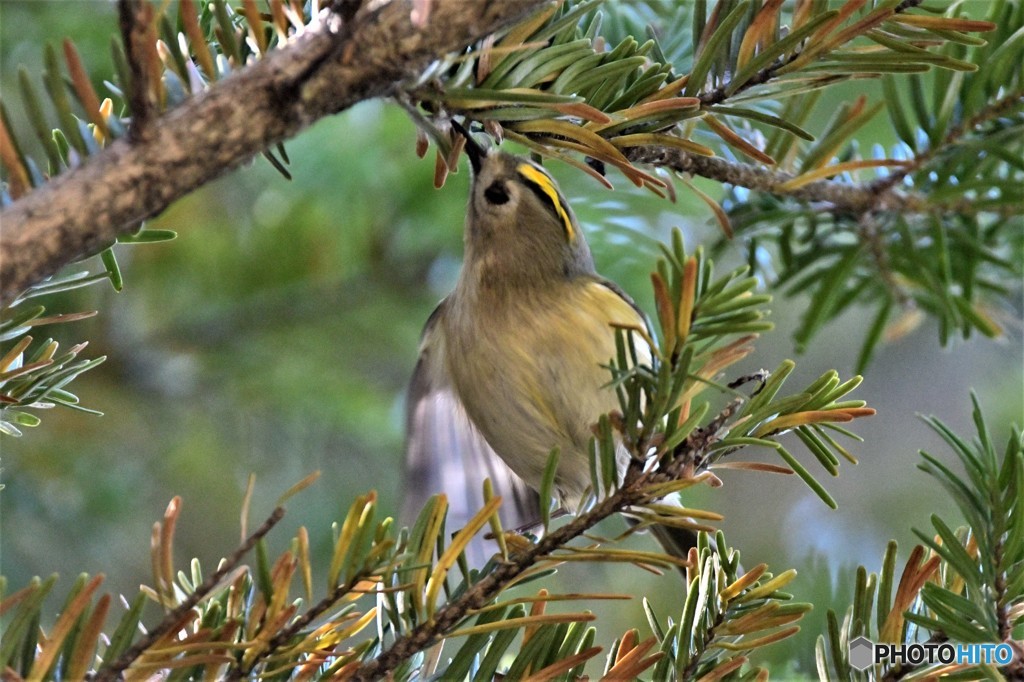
(625, 0), (967, 219)
(727, 370), (769, 393)
(849, 90), (1024, 298)
(118, 0), (155, 142)
(856, 211), (912, 308)
(994, 528), (1024, 680)
(90, 506), (286, 682)
(624, 146), (924, 215)
(679, 398), (744, 474)
(869, 88), (1024, 197)
(348, 448), (716, 681)
(698, 0), (927, 108)
(227, 564), (381, 680)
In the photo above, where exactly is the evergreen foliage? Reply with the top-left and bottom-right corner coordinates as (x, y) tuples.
(0, 0), (1021, 679)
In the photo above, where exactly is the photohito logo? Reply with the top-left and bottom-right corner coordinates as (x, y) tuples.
(848, 636), (1015, 671)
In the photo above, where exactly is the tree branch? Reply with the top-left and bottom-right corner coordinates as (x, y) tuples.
(868, 88), (1024, 196)
(624, 145), (926, 215)
(91, 506), (286, 682)
(0, 0), (547, 307)
(117, 0), (157, 141)
(349, 393), (758, 681)
(347, 470), (659, 681)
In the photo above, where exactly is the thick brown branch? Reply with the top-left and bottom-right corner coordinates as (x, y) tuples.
(0, 0), (547, 307)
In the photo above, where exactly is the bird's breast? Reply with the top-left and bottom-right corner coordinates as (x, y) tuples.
(443, 280), (649, 506)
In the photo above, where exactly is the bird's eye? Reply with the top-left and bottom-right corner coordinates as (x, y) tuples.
(484, 181), (509, 205)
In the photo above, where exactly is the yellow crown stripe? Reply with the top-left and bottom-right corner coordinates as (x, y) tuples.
(517, 163), (575, 242)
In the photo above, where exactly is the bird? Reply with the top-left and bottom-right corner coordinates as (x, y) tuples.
(401, 123), (697, 568)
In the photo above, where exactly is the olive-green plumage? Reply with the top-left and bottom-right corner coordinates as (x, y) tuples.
(402, 131), (696, 565)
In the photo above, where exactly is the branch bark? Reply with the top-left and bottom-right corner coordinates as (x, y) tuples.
(117, 0), (157, 142)
(347, 467), (665, 681)
(623, 146), (925, 215)
(0, 0), (547, 307)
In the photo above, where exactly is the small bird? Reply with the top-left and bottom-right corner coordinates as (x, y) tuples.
(402, 125), (696, 565)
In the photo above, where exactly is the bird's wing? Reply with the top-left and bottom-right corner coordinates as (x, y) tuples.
(587, 278), (700, 568)
(590, 276), (649, 328)
(401, 301), (541, 539)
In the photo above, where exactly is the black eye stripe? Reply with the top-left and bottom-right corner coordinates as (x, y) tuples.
(521, 179), (554, 209)
(516, 163), (576, 242)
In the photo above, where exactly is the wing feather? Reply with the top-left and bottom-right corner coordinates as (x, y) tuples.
(401, 302), (540, 554)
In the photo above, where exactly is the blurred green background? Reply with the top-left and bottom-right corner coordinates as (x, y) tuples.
(1, 1), (1021, 674)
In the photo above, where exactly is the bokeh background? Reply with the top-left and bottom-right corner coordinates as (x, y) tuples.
(2, 1), (1021, 674)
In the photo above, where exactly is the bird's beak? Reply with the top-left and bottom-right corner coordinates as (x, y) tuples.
(451, 119), (484, 174)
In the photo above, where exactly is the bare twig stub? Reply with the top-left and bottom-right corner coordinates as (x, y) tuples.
(118, 0), (157, 142)
(0, 0), (548, 307)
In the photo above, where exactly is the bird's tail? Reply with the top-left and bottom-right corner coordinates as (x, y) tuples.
(649, 523), (700, 566)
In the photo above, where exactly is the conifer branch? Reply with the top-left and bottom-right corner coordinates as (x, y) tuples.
(624, 145), (925, 215)
(92, 506), (286, 682)
(349, 458), (692, 681)
(869, 88), (1024, 196)
(0, 0), (547, 307)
